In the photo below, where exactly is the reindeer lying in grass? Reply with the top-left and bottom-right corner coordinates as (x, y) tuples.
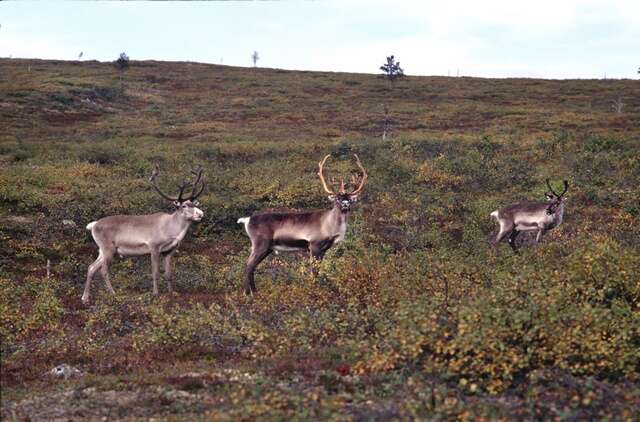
(82, 166), (204, 304)
(491, 179), (568, 254)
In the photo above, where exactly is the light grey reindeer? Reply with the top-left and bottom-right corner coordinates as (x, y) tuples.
(490, 179), (568, 254)
(82, 166), (205, 304)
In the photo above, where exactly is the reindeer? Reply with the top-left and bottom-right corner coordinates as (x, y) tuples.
(237, 154), (368, 294)
(490, 179), (569, 254)
(82, 166), (205, 304)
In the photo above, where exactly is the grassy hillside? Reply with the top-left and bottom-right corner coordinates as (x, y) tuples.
(1, 58), (639, 420)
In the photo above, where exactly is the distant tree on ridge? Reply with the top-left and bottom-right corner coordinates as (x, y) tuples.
(380, 55), (404, 82)
(114, 52), (130, 70)
(379, 55), (405, 140)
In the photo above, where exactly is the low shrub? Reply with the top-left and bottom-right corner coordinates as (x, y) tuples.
(79, 144), (125, 165)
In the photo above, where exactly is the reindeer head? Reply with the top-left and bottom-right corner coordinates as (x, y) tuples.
(545, 178), (569, 214)
(149, 165), (205, 221)
(317, 154), (368, 212)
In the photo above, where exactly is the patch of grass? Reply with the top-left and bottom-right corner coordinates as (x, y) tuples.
(50, 92), (74, 106)
(583, 135), (621, 153)
(78, 143), (125, 165)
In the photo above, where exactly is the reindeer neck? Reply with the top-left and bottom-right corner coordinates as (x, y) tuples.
(167, 210), (192, 234)
(324, 203), (349, 226)
(546, 200), (565, 216)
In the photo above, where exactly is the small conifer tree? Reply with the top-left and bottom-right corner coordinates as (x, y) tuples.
(115, 52), (130, 70)
(380, 55), (404, 82)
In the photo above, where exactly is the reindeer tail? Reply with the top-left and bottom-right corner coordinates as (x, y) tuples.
(237, 217), (250, 235)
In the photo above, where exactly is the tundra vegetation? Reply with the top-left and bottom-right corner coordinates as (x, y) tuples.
(1, 58), (639, 420)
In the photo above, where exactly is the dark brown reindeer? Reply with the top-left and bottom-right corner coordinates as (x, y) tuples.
(490, 179), (568, 254)
(82, 166), (205, 304)
(237, 154), (368, 294)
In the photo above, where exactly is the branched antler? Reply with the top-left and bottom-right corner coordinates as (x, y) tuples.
(545, 178), (569, 214)
(149, 165), (205, 203)
(348, 154), (368, 195)
(546, 178), (569, 198)
(318, 154), (336, 195)
(317, 154), (368, 196)
(185, 165), (205, 201)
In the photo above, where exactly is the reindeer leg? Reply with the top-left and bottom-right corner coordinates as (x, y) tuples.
(83, 252), (103, 304)
(309, 240), (330, 276)
(150, 249), (161, 295)
(244, 238), (272, 295)
(494, 222), (514, 246)
(508, 230), (520, 254)
(535, 227), (544, 243)
(99, 252), (116, 294)
(163, 250), (177, 293)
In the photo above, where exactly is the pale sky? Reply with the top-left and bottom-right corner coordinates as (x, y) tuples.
(1, 0), (638, 79)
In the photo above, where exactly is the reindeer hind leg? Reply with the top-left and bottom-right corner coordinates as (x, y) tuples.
(244, 238), (272, 295)
(99, 250), (116, 294)
(83, 251), (104, 304)
(494, 220), (514, 246)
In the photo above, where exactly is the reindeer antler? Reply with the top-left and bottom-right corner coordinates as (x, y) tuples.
(546, 178), (557, 197)
(546, 178), (569, 198)
(149, 165), (205, 203)
(317, 154), (336, 195)
(545, 178), (569, 214)
(559, 180), (569, 197)
(185, 165), (205, 201)
(150, 165), (180, 202)
(317, 154), (368, 196)
(348, 154), (368, 195)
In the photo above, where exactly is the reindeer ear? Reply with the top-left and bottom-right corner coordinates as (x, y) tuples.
(349, 194), (359, 202)
(173, 200), (181, 207)
(328, 195), (336, 201)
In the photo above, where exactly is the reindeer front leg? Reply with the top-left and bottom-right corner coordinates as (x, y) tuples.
(163, 249), (177, 293)
(150, 248), (161, 295)
(535, 226), (545, 243)
(309, 238), (337, 275)
(309, 242), (327, 262)
(508, 230), (520, 254)
(308, 242), (326, 276)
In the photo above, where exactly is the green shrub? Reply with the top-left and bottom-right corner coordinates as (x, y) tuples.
(0, 276), (65, 344)
(79, 144), (125, 165)
(50, 93), (74, 106)
(583, 135), (620, 153)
